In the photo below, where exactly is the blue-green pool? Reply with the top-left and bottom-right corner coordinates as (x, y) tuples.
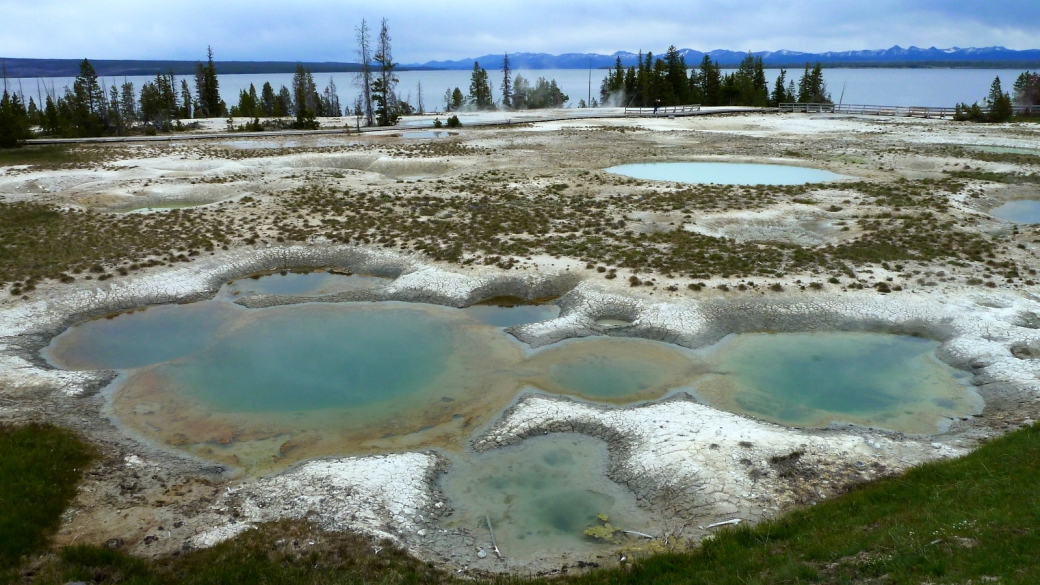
(990, 200), (1040, 224)
(605, 162), (851, 185)
(695, 332), (981, 433)
(439, 434), (655, 558)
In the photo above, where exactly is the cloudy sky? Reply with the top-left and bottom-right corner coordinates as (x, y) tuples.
(2, 0), (1038, 63)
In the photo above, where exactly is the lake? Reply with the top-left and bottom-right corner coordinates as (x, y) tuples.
(13, 68), (1031, 112)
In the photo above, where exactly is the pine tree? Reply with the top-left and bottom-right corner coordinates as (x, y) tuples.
(771, 68), (788, 106)
(500, 53), (513, 110)
(986, 76), (1013, 122)
(664, 46), (689, 105)
(372, 18), (400, 126)
(468, 62), (493, 109)
(511, 76), (529, 109)
(275, 86), (292, 117)
(120, 80), (136, 125)
(1012, 71), (1039, 106)
(699, 55), (721, 107)
(797, 63), (830, 103)
(193, 47), (221, 117)
(451, 87), (465, 110)
(0, 89), (32, 147)
(260, 82), (275, 116)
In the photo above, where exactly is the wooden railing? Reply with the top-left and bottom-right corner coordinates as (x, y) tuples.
(624, 104), (702, 116)
(781, 103), (1037, 119)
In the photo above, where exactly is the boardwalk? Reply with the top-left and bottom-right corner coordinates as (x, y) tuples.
(780, 102), (1036, 119)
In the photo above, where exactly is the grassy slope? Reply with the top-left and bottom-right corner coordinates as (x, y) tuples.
(4, 422), (1039, 584)
(0, 424), (94, 578)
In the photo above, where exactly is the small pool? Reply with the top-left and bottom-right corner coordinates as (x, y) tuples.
(401, 131), (451, 139)
(990, 200), (1040, 224)
(438, 434), (655, 560)
(224, 270), (389, 297)
(694, 332), (981, 434)
(605, 162), (851, 185)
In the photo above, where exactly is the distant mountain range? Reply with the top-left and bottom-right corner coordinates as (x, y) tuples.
(414, 46), (1040, 70)
(0, 59), (386, 78)
(2, 46), (1039, 78)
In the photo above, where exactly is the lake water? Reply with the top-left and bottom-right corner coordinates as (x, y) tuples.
(695, 332), (981, 433)
(13, 68), (1030, 112)
(438, 433), (655, 559)
(989, 200), (1040, 224)
(606, 162), (850, 185)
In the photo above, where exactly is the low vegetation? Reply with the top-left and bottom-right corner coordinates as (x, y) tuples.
(3, 165), (1029, 296)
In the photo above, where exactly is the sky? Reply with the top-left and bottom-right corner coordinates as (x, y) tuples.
(1, 0), (1038, 63)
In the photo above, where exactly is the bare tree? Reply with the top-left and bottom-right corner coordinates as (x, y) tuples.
(355, 19), (374, 126)
(416, 80), (425, 115)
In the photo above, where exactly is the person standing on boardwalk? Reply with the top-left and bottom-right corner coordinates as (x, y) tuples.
(653, 98), (661, 115)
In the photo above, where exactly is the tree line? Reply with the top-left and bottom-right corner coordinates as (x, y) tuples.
(954, 72), (1038, 123)
(440, 54), (570, 112)
(599, 47), (830, 108)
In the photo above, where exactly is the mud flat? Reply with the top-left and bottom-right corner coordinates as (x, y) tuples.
(2, 112), (1039, 574)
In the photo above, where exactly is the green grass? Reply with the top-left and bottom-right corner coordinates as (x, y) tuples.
(8, 422), (1040, 584)
(0, 424), (94, 575)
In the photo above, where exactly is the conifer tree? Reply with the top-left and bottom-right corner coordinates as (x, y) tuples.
(698, 55), (722, 107)
(771, 68), (788, 106)
(986, 76), (1013, 122)
(194, 47), (220, 117)
(1012, 71), (1039, 106)
(511, 76), (529, 109)
(372, 18), (400, 126)
(500, 53), (513, 109)
(451, 87), (465, 110)
(664, 46), (689, 104)
(120, 80), (136, 125)
(468, 61), (493, 109)
(0, 89), (31, 147)
(796, 63), (830, 103)
(259, 83), (275, 116)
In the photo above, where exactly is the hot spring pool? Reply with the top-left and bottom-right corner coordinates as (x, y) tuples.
(439, 434), (655, 558)
(605, 162), (851, 185)
(43, 285), (979, 472)
(695, 332), (980, 433)
(989, 200), (1040, 224)
(224, 269), (390, 297)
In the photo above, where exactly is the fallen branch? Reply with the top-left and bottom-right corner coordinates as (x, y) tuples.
(623, 530), (655, 539)
(707, 518), (742, 529)
(486, 515), (501, 558)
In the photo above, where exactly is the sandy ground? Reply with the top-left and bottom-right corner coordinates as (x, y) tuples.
(1, 112), (1039, 574)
